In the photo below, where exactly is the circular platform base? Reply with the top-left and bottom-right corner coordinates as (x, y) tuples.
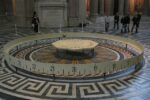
(14, 45), (121, 64)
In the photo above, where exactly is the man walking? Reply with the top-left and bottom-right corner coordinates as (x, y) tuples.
(131, 14), (139, 33)
(114, 13), (119, 30)
(125, 14), (130, 32)
(121, 16), (125, 33)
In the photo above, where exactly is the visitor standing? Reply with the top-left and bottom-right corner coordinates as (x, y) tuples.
(32, 11), (40, 33)
(131, 14), (139, 33)
(114, 13), (119, 30)
(103, 72), (106, 79)
(105, 15), (110, 32)
(137, 12), (142, 28)
(121, 16), (125, 33)
(125, 14), (130, 32)
(53, 74), (55, 81)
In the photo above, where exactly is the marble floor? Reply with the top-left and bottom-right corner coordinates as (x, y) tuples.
(0, 16), (150, 100)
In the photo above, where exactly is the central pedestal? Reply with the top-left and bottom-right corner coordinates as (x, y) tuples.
(52, 39), (98, 59)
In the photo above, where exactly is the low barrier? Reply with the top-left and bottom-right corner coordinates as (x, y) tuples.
(3, 32), (144, 77)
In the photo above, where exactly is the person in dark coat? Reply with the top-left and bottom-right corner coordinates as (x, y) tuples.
(137, 12), (142, 28)
(32, 11), (40, 33)
(121, 16), (125, 33)
(131, 14), (139, 33)
(125, 14), (130, 32)
(114, 13), (120, 30)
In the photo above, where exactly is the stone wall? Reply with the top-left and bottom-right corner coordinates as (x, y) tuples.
(1, 0), (150, 27)
(35, 0), (68, 28)
(15, 0), (34, 27)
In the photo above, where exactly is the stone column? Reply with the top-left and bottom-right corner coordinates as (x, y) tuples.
(0, 0), (6, 15)
(67, 0), (79, 26)
(104, 0), (114, 15)
(110, 0), (114, 15)
(148, 0), (150, 16)
(90, 0), (98, 18)
(15, 0), (26, 26)
(15, 0), (34, 27)
(79, 0), (86, 22)
(143, 0), (149, 16)
(99, 0), (104, 16)
(24, 0), (34, 26)
(124, 0), (129, 14)
(119, 0), (125, 15)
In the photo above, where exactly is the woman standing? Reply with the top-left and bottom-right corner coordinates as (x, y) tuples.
(32, 11), (40, 33)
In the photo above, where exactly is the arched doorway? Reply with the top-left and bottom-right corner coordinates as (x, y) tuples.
(129, 0), (144, 15)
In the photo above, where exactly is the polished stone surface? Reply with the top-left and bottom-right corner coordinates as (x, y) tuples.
(0, 16), (150, 100)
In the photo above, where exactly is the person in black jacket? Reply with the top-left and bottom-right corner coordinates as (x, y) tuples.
(125, 14), (130, 32)
(131, 14), (138, 33)
(32, 11), (40, 33)
(137, 12), (142, 28)
(121, 16), (125, 33)
(114, 13), (119, 30)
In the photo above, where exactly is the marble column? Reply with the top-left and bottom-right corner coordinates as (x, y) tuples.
(90, 0), (98, 18)
(99, 0), (104, 16)
(119, 0), (125, 15)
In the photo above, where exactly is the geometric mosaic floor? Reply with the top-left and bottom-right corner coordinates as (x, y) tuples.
(0, 16), (150, 100)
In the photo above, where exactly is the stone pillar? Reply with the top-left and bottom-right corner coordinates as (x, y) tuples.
(79, 0), (86, 22)
(0, 0), (5, 15)
(119, 0), (125, 15)
(24, 0), (34, 26)
(68, 0), (79, 26)
(15, 0), (26, 26)
(148, 0), (150, 16)
(15, 0), (34, 27)
(143, 0), (149, 16)
(104, 0), (114, 15)
(90, 0), (98, 18)
(124, 0), (129, 14)
(110, 0), (114, 15)
(99, 0), (104, 16)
